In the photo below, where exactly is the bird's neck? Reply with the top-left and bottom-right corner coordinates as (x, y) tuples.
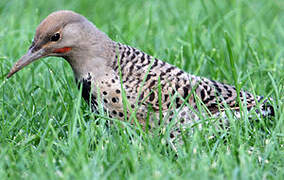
(64, 40), (117, 82)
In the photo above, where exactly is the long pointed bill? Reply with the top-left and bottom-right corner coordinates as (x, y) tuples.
(7, 48), (45, 78)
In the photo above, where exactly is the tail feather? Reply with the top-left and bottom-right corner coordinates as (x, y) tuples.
(256, 96), (275, 117)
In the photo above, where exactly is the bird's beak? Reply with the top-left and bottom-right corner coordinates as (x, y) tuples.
(7, 48), (46, 78)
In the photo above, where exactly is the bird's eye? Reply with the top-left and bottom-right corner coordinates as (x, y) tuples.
(50, 33), (60, 41)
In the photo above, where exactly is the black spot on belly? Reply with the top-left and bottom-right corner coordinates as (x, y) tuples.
(118, 112), (124, 117)
(112, 110), (117, 115)
(112, 97), (118, 103)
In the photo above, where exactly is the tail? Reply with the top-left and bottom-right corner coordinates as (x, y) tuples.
(256, 96), (275, 117)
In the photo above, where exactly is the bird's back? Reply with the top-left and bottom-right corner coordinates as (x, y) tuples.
(79, 41), (274, 130)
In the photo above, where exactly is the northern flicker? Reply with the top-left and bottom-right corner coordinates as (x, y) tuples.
(7, 10), (274, 136)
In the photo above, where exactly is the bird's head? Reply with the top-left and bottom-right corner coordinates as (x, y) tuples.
(7, 10), (110, 78)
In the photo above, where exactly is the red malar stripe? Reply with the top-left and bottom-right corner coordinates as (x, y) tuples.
(53, 47), (72, 53)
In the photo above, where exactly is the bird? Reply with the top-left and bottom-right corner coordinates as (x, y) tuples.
(7, 10), (274, 139)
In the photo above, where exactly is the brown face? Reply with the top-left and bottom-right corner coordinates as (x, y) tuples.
(7, 29), (72, 78)
(6, 10), (85, 79)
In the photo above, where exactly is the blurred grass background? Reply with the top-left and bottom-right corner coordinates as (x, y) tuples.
(0, 0), (283, 179)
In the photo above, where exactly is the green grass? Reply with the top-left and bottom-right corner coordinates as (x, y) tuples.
(0, 0), (284, 179)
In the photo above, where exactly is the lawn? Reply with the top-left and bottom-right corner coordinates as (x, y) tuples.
(0, 0), (283, 179)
